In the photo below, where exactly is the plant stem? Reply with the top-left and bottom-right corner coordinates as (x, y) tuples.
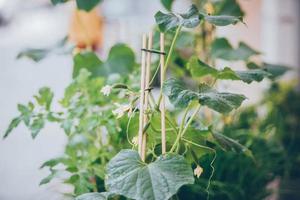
(170, 104), (201, 153)
(157, 25), (182, 106)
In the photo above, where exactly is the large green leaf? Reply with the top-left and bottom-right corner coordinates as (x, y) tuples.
(211, 38), (259, 61)
(75, 192), (110, 200)
(73, 44), (135, 78)
(155, 5), (200, 32)
(187, 56), (270, 83)
(246, 61), (290, 79)
(106, 149), (194, 200)
(76, 0), (101, 11)
(73, 52), (105, 78)
(163, 78), (246, 113)
(200, 14), (243, 26)
(211, 132), (253, 158)
(213, 0), (244, 16)
(105, 44), (135, 74)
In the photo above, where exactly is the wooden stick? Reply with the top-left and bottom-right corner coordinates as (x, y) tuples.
(141, 31), (153, 161)
(160, 33), (166, 154)
(138, 34), (147, 157)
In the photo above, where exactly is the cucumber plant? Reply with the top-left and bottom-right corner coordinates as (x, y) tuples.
(4, 1), (290, 200)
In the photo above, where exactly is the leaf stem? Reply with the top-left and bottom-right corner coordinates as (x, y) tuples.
(157, 25), (182, 106)
(170, 104), (201, 152)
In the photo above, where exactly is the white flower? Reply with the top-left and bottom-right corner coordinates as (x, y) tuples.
(194, 165), (203, 178)
(132, 136), (138, 146)
(112, 103), (131, 119)
(101, 85), (112, 96)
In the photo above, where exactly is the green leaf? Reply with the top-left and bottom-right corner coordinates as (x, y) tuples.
(73, 51), (105, 78)
(73, 44), (135, 78)
(17, 49), (50, 62)
(213, 0), (244, 16)
(163, 78), (246, 113)
(40, 157), (64, 169)
(51, 0), (68, 5)
(187, 56), (218, 77)
(211, 38), (259, 61)
(262, 63), (290, 79)
(40, 170), (58, 185)
(34, 87), (54, 110)
(160, 0), (175, 11)
(105, 44), (135, 75)
(75, 192), (110, 200)
(187, 57), (270, 83)
(17, 36), (70, 62)
(30, 117), (45, 139)
(211, 132), (253, 158)
(3, 117), (22, 138)
(18, 103), (33, 126)
(200, 14), (243, 26)
(155, 5), (201, 32)
(76, 0), (101, 11)
(106, 150), (194, 200)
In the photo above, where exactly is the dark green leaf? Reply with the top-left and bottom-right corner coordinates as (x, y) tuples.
(51, 0), (68, 5)
(17, 36), (70, 62)
(213, 0), (244, 17)
(163, 78), (246, 113)
(211, 38), (259, 61)
(161, 0), (174, 11)
(3, 117), (22, 138)
(106, 149), (194, 200)
(262, 63), (290, 79)
(75, 192), (110, 200)
(200, 14), (243, 26)
(17, 49), (50, 62)
(76, 0), (101, 11)
(187, 57), (270, 83)
(155, 5), (200, 32)
(212, 132), (253, 158)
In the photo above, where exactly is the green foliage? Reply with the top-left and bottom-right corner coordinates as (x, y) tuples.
(50, 0), (102, 11)
(211, 38), (260, 61)
(73, 44), (135, 78)
(155, 5), (200, 32)
(76, 0), (102, 11)
(187, 56), (270, 83)
(5, 1), (292, 199)
(199, 14), (243, 26)
(75, 192), (110, 200)
(163, 78), (246, 113)
(155, 4), (244, 33)
(160, 0), (174, 11)
(106, 150), (194, 200)
(17, 36), (71, 62)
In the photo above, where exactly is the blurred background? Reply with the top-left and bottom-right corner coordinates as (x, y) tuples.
(0, 0), (299, 199)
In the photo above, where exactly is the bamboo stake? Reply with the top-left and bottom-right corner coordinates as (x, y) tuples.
(138, 34), (147, 157)
(141, 31), (153, 161)
(160, 33), (166, 154)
